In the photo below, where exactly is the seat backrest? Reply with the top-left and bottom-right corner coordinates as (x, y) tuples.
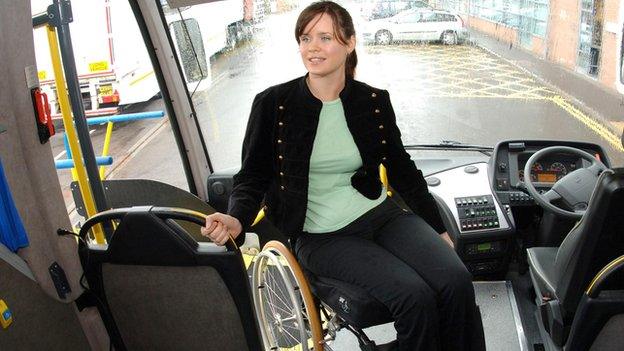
(79, 207), (262, 351)
(72, 179), (216, 242)
(553, 168), (624, 319)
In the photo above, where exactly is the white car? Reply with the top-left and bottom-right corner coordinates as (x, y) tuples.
(361, 9), (469, 45)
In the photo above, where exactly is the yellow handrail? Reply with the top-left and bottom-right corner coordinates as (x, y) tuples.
(47, 25), (105, 243)
(99, 121), (114, 179)
(380, 164), (392, 196)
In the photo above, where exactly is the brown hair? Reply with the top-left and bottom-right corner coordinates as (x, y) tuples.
(295, 1), (357, 78)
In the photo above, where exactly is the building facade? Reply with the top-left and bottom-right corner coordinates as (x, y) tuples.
(433, 0), (624, 95)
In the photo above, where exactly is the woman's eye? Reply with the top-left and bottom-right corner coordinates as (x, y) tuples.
(301, 37), (310, 43)
(322, 36), (331, 41)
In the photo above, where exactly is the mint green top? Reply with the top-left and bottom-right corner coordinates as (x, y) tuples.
(303, 98), (387, 233)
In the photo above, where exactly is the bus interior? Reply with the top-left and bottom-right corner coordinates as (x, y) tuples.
(1, 0), (624, 350)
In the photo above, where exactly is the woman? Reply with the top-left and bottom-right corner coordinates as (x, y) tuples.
(201, 1), (485, 350)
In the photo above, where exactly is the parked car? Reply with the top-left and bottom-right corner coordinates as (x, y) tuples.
(361, 9), (468, 45)
(360, 0), (432, 20)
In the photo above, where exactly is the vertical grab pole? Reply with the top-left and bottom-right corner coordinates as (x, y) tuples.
(48, 0), (110, 241)
(99, 121), (114, 179)
(47, 25), (105, 243)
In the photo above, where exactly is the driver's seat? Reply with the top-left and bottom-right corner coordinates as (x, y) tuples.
(527, 168), (624, 348)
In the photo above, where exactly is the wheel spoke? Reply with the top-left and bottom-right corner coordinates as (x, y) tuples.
(543, 189), (561, 203)
(266, 270), (296, 312)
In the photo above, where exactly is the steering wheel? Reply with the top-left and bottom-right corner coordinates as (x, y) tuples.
(524, 146), (606, 219)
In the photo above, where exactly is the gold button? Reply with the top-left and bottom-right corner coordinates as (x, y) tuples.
(374, 109), (380, 114)
(378, 125), (384, 129)
(371, 92), (377, 98)
(382, 156), (387, 161)
(381, 140), (387, 144)
(277, 139), (282, 144)
(278, 155), (283, 160)
(280, 185), (285, 190)
(278, 105), (285, 110)
(278, 121), (284, 126)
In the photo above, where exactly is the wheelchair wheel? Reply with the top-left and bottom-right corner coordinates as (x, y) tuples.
(252, 240), (326, 351)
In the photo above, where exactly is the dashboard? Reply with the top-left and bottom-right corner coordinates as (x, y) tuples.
(517, 155), (578, 184)
(420, 140), (609, 277)
(492, 140), (608, 196)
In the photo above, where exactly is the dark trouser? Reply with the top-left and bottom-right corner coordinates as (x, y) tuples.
(295, 198), (485, 351)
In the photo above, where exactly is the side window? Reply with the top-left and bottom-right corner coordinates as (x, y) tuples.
(31, 0), (188, 223)
(419, 12), (435, 23)
(434, 14), (453, 22)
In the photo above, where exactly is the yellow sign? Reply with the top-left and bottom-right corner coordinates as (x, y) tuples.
(38, 71), (47, 80)
(0, 299), (13, 329)
(99, 84), (113, 96)
(89, 61), (109, 72)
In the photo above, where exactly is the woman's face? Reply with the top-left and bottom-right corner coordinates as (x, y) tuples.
(299, 13), (355, 80)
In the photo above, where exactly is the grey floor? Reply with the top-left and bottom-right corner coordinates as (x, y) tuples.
(329, 281), (527, 351)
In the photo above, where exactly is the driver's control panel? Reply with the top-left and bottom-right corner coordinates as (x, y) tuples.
(455, 195), (500, 232)
(498, 191), (535, 206)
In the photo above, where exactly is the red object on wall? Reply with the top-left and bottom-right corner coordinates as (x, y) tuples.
(31, 88), (55, 144)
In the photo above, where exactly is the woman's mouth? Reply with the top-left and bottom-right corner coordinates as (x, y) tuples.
(309, 57), (325, 64)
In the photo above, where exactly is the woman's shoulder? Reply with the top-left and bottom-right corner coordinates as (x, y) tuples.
(349, 79), (390, 100)
(256, 77), (303, 99)
(351, 79), (388, 96)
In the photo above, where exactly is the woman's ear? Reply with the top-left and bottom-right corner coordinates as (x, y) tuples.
(348, 35), (356, 53)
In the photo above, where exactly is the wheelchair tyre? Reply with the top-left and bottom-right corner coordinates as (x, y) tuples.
(252, 240), (325, 351)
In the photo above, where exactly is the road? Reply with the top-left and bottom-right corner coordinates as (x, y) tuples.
(49, 8), (624, 221)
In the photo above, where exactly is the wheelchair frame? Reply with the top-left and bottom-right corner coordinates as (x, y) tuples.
(251, 240), (391, 351)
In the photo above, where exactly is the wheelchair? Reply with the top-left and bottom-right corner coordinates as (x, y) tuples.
(251, 239), (396, 351)
(251, 168), (399, 351)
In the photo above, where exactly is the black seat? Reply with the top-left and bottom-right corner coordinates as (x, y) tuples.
(306, 272), (393, 329)
(527, 168), (624, 348)
(78, 206), (262, 351)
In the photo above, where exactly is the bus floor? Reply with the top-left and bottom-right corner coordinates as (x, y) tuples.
(330, 280), (532, 350)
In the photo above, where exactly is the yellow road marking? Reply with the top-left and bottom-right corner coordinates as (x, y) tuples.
(550, 96), (624, 152)
(129, 70), (155, 86)
(366, 44), (621, 151)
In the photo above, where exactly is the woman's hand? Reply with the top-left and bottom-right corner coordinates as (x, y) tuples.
(439, 231), (454, 249)
(201, 213), (243, 246)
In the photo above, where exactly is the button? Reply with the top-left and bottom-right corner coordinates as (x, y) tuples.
(279, 172), (284, 176)
(278, 122), (284, 126)
(280, 186), (285, 190)
(378, 125), (384, 129)
(381, 140), (387, 144)
(278, 106), (284, 110)
(382, 156), (387, 161)
(374, 109), (380, 114)
(277, 139), (282, 144)
(278, 155), (283, 160)
(371, 92), (377, 98)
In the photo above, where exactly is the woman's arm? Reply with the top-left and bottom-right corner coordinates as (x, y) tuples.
(227, 90), (276, 232)
(380, 90), (447, 234)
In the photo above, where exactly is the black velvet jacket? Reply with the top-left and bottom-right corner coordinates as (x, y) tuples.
(228, 75), (446, 239)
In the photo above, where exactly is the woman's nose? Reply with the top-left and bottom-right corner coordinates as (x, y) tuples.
(307, 39), (320, 52)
